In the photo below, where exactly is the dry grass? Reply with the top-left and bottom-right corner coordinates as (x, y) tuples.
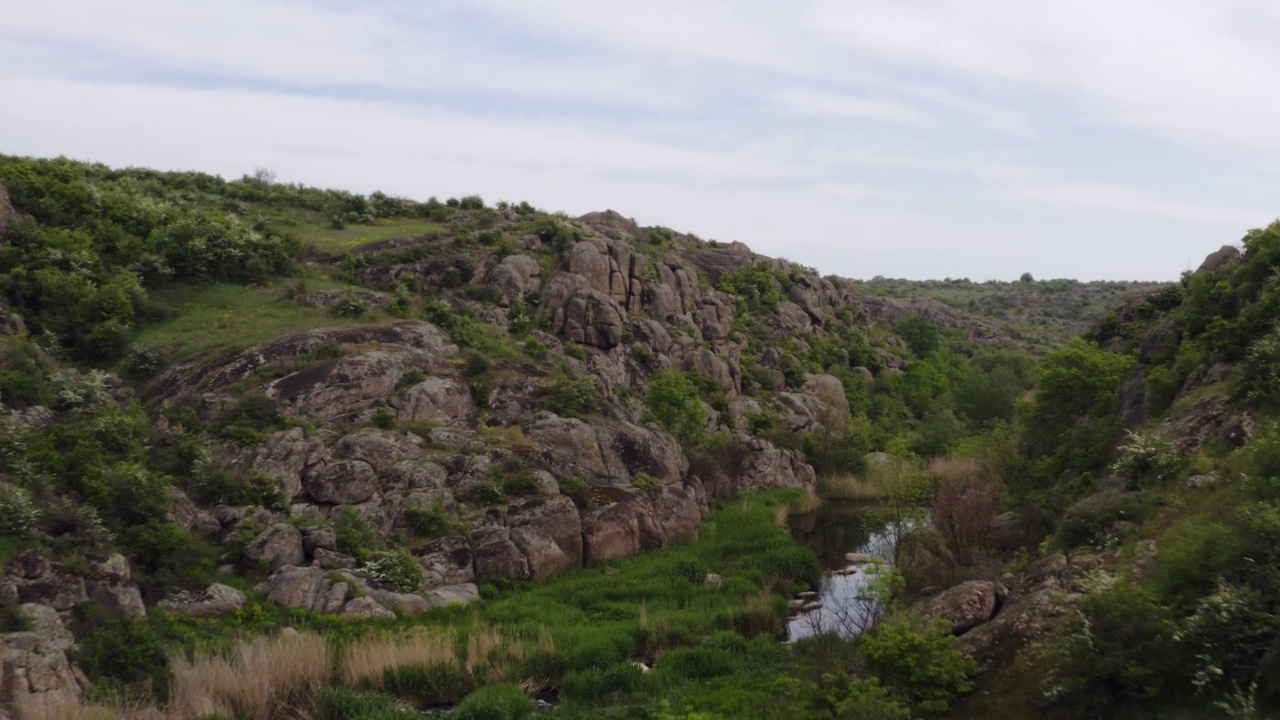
(16, 698), (166, 720)
(773, 490), (822, 525)
(168, 632), (332, 720)
(341, 627), (459, 687)
(819, 474), (887, 500)
(464, 624), (555, 685)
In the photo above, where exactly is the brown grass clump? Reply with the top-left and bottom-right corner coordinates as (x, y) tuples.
(168, 631), (332, 720)
(341, 627), (459, 687)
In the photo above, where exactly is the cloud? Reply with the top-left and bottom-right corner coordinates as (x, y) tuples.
(1, 0), (1275, 281)
(774, 88), (934, 127)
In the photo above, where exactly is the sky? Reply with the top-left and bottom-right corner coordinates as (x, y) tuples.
(3, 1), (1279, 281)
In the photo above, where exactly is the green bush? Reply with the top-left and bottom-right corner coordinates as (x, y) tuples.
(523, 338), (547, 360)
(462, 481), (507, 506)
(71, 608), (170, 698)
(363, 549), (424, 593)
(540, 376), (599, 418)
(502, 472), (543, 497)
(405, 503), (460, 540)
(560, 662), (644, 703)
(1055, 490), (1153, 551)
(1110, 430), (1181, 489)
(451, 684), (535, 720)
(644, 371), (708, 448)
(564, 342), (589, 361)
(860, 619), (976, 718)
(559, 475), (593, 510)
(372, 407), (397, 430)
(334, 507), (383, 562)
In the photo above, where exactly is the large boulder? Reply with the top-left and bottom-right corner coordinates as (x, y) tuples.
(1197, 245), (1241, 274)
(557, 289), (625, 348)
(303, 460), (378, 505)
(245, 524), (305, 572)
(84, 554), (145, 619)
(485, 254), (542, 307)
(0, 604), (88, 711)
(330, 429), (424, 476)
(159, 584), (247, 619)
(267, 347), (432, 424)
(923, 580), (999, 635)
(251, 427), (327, 502)
(507, 495), (584, 580)
(582, 503), (642, 564)
(472, 528), (530, 581)
(151, 321), (456, 402)
(398, 377), (476, 424)
(414, 536), (475, 589)
(525, 416), (689, 488)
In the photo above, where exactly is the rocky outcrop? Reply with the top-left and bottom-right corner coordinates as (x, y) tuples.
(245, 524), (305, 572)
(862, 295), (1017, 346)
(485, 254), (542, 307)
(83, 554), (146, 619)
(582, 503), (642, 564)
(524, 416), (688, 488)
(923, 580), (1000, 635)
(1197, 245), (1241, 274)
(149, 321), (457, 402)
(557, 289), (626, 348)
(507, 495), (584, 580)
(398, 377), (476, 424)
(293, 290), (390, 310)
(251, 428), (327, 502)
(159, 584), (247, 619)
(256, 565), (477, 618)
(414, 536), (475, 589)
(472, 528), (531, 581)
(0, 604), (88, 712)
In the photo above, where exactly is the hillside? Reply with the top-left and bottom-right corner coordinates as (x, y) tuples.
(850, 276), (1169, 351)
(2, 153), (1270, 720)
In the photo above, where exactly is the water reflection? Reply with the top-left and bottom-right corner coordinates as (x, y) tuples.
(787, 500), (898, 641)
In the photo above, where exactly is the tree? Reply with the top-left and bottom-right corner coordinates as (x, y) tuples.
(1020, 272), (1034, 283)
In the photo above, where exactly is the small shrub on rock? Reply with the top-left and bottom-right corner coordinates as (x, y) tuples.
(363, 549), (424, 593)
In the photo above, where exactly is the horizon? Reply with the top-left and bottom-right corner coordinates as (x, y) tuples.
(4, 2), (1277, 282)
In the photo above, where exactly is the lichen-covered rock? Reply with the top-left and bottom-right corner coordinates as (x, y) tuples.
(398, 377), (476, 424)
(267, 348), (431, 424)
(84, 554), (145, 619)
(304, 460), (378, 505)
(0, 604), (87, 710)
(424, 583), (480, 608)
(245, 524), (305, 572)
(330, 429), (425, 476)
(655, 485), (702, 542)
(472, 527), (530, 581)
(19, 575), (86, 612)
(343, 596), (396, 620)
(557, 289), (626, 348)
(582, 503), (642, 564)
(252, 427), (327, 501)
(414, 536), (475, 589)
(507, 495), (583, 580)
(923, 580), (999, 635)
(168, 487), (222, 540)
(159, 584), (247, 619)
(485, 254), (542, 307)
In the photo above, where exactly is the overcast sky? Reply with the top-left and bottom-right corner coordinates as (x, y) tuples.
(4, 1), (1279, 281)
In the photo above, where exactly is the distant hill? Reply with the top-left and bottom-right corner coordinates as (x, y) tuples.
(848, 276), (1171, 351)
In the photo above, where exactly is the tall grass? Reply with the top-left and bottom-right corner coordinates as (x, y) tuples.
(168, 632), (331, 720)
(819, 474), (887, 500)
(341, 627), (458, 687)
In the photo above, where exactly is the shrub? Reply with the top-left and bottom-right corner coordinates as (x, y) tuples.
(860, 619), (976, 718)
(633, 473), (660, 491)
(1055, 490), (1153, 552)
(451, 684), (534, 720)
(523, 338), (547, 360)
(0, 483), (38, 537)
(501, 472), (542, 497)
(559, 475), (592, 510)
(334, 507), (383, 562)
(396, 369), (427, 391)
(383, 662), (468, 707)
(540, 376), (599, 418)
(363, 549), (424, 593)
(644, 371), (708, 448)
(71, 608), (170, 696)
(462, 481), (507, 506)
(329, 299), (367, 318)
(405, 504), (460, 540)
(1110, 430), (1181, 489)
(564, 342), (588, 361)
(372, 407), (397, 430)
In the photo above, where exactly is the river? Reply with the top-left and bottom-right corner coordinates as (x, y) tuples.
(786, 499), (900, 641)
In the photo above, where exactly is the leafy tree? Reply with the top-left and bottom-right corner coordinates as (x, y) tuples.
(645, 371), (709, 447)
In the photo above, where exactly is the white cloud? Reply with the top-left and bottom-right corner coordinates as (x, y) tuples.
(774, 88), (934, 127)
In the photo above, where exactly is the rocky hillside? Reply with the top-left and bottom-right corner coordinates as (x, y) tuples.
(851, 276), (1169, 351)
(0, 155), (1049, 713)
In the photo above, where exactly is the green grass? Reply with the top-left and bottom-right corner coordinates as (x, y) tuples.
(103, 491), (836, 718)
(133, 280), (376, 362)
(248, 204), (448, 254)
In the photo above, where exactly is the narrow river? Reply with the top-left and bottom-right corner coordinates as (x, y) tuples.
(786, 499), (899, 641)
